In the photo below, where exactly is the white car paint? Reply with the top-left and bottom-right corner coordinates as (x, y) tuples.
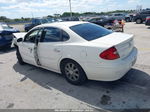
(11, 32), (26, 47)
(14, 21), (137, 82)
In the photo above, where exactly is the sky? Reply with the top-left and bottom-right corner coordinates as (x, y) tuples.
(0, 0), (149, 19)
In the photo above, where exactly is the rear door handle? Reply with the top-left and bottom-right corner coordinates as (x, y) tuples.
(54, 48), (61, 52)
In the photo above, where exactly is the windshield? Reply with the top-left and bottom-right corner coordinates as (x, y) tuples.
(70, 23), (112, 41)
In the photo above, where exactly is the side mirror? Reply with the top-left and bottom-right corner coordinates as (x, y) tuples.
(17, 38), (23, 42)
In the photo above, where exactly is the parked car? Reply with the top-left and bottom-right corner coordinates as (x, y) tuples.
(133, 10), (150, 24)
(125, 13), (134, 22)
(24, 18), (51, 32)
(88, 17), (108, 27)
(109, 13), (126, 20)
(145, 16), (150, 26)
(62, 17), (79, 21)
(13, 21), (137, 85)
(88, 16), (125, 32)
(0, 23), (19, 49)
(47, 18), (62, 22)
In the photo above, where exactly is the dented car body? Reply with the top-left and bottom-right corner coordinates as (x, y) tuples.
(13, 21), (137, 85)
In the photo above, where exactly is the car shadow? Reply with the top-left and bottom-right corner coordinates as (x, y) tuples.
(0, 47), (15, 54)
(13, 62), (150, 111)
(147, 27), (150, 29)
(134, 23), (145, 24)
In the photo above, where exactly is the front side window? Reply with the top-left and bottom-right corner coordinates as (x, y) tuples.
(41, 27), (61, 42)
(24, 29), (40, 43)
(70, 23), (112, 41)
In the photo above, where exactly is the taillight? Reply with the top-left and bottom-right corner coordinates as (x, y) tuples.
(99, 47), (120, 60)
(146, 17), (150, 21)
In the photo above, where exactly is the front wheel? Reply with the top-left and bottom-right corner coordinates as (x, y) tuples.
(16, 47), (25, 65)
(136, 19), (142, 24)
(61, 60), (87, 85)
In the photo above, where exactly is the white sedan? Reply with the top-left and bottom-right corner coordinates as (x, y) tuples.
(13, 21), (137, 85)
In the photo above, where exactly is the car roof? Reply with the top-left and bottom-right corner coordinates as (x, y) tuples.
(35, 21), (88, 28)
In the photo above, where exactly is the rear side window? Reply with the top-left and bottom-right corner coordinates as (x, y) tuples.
(70, 23), (112, 41)
(41, 27), (61, 42)
(62, 30), (70, 41)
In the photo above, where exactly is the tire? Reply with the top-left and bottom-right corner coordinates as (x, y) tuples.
(61, 60), (87, 85)
(136, 19), (142, 24)
(16, 47), (25, 65)
(125, 18), (130, 22)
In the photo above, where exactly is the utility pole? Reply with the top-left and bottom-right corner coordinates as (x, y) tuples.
(31, 12), (34, 18)
(69, 0), (72, 18)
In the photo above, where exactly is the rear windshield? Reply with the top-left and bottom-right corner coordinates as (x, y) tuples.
(70, 23), (112, 41)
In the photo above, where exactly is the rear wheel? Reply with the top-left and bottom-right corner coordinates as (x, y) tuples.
(16, 47), (25, 65)
(136, 19), (142, 24)
(61, 60), (87, 85)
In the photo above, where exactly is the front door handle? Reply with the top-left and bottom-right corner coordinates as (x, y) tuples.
(28, 47), (32, 53)
(54, 48), (60, 53)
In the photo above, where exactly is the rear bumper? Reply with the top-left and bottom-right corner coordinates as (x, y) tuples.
(84, 47), (138, 81)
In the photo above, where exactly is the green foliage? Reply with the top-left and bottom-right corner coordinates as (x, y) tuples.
(47, 15), (53, 18)
(0, 16), (31, 23)
(61, 12), (81, 17)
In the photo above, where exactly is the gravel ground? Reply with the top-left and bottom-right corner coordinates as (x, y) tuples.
(0, 22), (150, 111)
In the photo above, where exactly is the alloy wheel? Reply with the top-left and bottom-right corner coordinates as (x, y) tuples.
(64, 63), (80, 81)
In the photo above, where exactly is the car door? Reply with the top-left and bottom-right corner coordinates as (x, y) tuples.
(37, 27), (66, 71)
(18, 29), (42, 65)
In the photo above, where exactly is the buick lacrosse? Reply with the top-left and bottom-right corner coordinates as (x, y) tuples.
(13, 21), (137, 85)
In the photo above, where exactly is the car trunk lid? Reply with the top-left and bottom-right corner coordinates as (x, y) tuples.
(91, 32), (134, 59)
